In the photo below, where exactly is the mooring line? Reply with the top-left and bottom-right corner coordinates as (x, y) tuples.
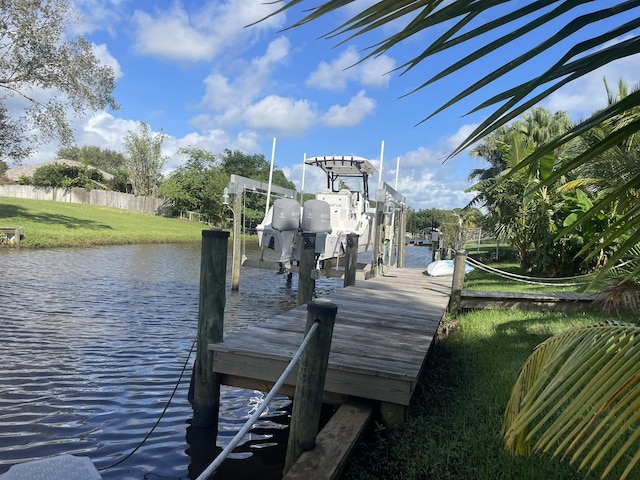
(98, 336), (197, 472)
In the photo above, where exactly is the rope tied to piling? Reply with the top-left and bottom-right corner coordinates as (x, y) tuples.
(195, 320), (321, 480)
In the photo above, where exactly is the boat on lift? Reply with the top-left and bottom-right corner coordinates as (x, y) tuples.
(256, 155), (377, 273)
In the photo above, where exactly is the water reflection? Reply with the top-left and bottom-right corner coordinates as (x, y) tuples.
(0, 240), (431, 479)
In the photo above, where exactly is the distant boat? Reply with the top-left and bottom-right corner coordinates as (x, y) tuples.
(256, 155), (377, 273)
(426, 259), (474, 277)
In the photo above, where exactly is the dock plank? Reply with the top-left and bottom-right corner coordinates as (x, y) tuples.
(210, 268), (452, 406)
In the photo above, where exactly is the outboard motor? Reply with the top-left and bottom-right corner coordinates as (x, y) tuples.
(298, 200), (332, 272)
(271, 198), (301, 274)
(301, 199), (332, 233)
(272, 198), (301, 232)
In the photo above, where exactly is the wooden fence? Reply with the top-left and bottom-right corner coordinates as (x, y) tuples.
(0, 185), (170, 216)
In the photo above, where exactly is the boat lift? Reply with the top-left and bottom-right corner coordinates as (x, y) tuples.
(223, 174), (295, 291)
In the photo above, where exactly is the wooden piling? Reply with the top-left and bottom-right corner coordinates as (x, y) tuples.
(285, 298), (337, 474)
(344, 233), (359, 287)
(449, 249), (467, 316)
(396, 208), (406, 268)
(297, 233), (317, 306)
(190, 229), (229, 427)
(231, 189), (243, 291)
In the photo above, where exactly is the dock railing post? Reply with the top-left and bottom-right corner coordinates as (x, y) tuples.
(190, 229), (229, 427)
(449, 249), (467, 316)
(284, 298), (337, 474)
(344, 233), (359, 287)
(297, 233), (317, 306)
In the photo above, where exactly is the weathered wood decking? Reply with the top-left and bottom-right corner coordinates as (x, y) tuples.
(209, 268), (452, 407)
(460, 289), (601, 311)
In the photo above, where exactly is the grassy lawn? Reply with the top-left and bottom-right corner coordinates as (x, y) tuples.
(344, 308), (638, 480)
(0, 197), (208, 247)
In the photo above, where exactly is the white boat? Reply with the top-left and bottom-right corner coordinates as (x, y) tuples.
(256, 155), (377, 273)
(426, 260), (474, 277)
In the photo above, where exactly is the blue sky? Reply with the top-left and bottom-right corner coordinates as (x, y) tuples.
(17, 0), (640, 210)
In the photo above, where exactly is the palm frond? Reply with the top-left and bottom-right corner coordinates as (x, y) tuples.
(503, 323), (640, 479)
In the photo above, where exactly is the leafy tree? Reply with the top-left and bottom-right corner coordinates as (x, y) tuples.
(0, 104), (30, 162)
(0, 0), (118, 163)
(0, 159), (8, 176)
(123, 122), (167, 197)
(158, 148), (228, 225)
(31, 163), (105, 189)
(220, 149), (295, 228)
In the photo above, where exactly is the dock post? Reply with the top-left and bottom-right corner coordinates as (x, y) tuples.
(297, 233), (316, 306)
(397, 207), (406, 268)
(190, 229), (229, 427)
(284, 298), (337, 474)
(449, 249), (467, 316)
(344, 233), (359, 287)
(231, 188), (242, 291)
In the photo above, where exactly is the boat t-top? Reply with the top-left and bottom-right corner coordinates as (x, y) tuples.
(257, 155), (378, 273)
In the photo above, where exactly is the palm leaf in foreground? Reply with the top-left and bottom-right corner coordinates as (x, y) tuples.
(260, 1), (640, 274)
(503, 323), (640, 479)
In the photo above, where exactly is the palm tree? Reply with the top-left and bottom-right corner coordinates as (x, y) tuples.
(467, 107), (572, 272)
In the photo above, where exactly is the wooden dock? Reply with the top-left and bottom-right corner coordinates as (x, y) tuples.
(209, 268), (452, 408)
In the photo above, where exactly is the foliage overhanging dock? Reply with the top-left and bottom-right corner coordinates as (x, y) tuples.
(209, 268), (452, 407)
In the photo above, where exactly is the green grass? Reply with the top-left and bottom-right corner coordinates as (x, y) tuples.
(344, 309), (638, 480)
(0, 197), (207, 247)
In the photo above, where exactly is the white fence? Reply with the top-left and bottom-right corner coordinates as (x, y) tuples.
(0, 185), (170, 215)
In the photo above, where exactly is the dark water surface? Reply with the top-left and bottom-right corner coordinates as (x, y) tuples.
(0, 241), (431, 479)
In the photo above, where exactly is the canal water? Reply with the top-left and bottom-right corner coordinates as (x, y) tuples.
(0, 240), (432, 479)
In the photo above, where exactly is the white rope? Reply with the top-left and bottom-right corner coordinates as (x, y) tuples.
(465, 256), (591, 287)
(195, 321), (320, 480)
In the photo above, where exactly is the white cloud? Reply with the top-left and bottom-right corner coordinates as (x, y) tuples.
(131, 0), (285, 63)
(359, 54), (395, 88)
(78, 112), (137, 148)
(73, 0), (128, 35)
(398, 172), (475, 210)
(200, 37), (291, 117)
(306, 46), (395, 91)
(446, 123), (480, 153)
(321, 90), (375, 127)
(244, 96), (317, 133)
(306, 48), (360, 91)
(132, 7), (215, 62)
(196, 37), (326, 135)
(544, 51), (640, 120)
